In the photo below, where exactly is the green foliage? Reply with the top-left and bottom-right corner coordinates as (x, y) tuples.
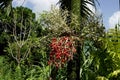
(13, 6), (35, 25)
(105, 25), (120, 69)
(38, 7), (80, 37)
(106, 25), (120, 54)
(108, 69), (120, 79)
(56, 66), (67, 80)
(0, 0), (12, 16)
(25, 64), (51, 80)
(96, 76), (108, 80)
(0, 3), (51, 79)
(0, 56), (51, 80)
(0, 56), (15, 80)
(14, 65), (23, 80)
(1, 1), (120, 80)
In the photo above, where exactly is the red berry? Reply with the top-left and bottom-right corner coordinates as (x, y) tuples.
(48, 36), (76, 68)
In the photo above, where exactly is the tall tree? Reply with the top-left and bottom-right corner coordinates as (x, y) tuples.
(58, 0), (100, 80)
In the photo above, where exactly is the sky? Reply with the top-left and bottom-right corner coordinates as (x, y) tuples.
(12, 0), (120, 29)
(98, 0), (120, 29)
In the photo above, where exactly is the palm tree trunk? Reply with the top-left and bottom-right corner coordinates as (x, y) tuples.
(71, 0), (80, 17)
(66, 1), (81, 79)
(59, 0), (97, 79)
(66, 0), (82, 80)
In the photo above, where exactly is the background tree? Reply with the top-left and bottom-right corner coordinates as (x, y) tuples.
(0, 0), (13, 55)
(0, 0), (12, 16)
(0, 0), (12, 9)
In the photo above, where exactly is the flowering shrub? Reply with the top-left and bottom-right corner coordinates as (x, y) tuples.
(48, 36), (76, 68)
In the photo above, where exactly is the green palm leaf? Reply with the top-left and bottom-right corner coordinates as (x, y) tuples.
(58, 0), (99, 18)
(0, 0), (12, 9)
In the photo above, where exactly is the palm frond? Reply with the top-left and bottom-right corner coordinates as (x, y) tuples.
(58, 0), (99, 18)
(58, 0), (71, 11)
(0, 0), (12, 9)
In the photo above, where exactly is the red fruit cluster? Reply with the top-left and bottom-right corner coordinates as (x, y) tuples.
(48, 36), (76, 68)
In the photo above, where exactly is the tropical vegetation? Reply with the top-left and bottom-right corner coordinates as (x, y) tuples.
(0, 0), (120, 80)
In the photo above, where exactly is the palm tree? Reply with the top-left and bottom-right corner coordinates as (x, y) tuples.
(57, 0), (99, 80)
